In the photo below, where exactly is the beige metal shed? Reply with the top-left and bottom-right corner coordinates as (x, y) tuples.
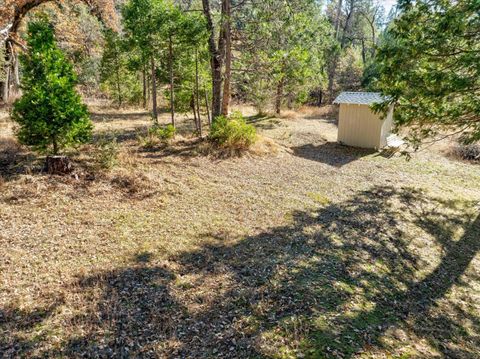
(333, 92), (394, 150)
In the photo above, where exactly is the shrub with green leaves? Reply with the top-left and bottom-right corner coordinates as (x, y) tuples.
(11, 17), (92, 155)
(138, 124), (176, 148)
(209, 112), (257, 150)
(95, 135), (119, 169)
(150, 124), (176, 141)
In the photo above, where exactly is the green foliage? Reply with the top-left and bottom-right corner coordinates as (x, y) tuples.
(237, 0), (333, 112)
(122, 0), (210, 121)
(137, 133), (158, 149)
(95, 134), (119, 169)
(40, 1), (105, 95)
(149, 124), (176, 140)
(336, 47), (364, 92)
(209, 112), (257, 150)
(100, 29), (142, 106)
(11, 17), (92, 155)
(247, 79), (271, 115)
(372, 0), (480, 146)
(138, 124), (176, 148)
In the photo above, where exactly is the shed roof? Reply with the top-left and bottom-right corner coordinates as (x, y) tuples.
(333, 92), (387, 105)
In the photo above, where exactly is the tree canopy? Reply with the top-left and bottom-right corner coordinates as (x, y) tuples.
(12, 17), (92, 155)
(372, 0), (480, 146)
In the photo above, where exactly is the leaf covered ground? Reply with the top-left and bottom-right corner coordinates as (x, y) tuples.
(1, 106), (479, 358)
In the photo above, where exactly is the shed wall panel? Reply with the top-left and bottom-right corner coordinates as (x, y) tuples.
(337, 104), (384, 149)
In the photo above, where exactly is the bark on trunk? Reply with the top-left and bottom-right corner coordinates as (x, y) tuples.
(115, 59), (122, 108)
(287, 94), (293, 110)
(275, 78), (284, 115)
(150, 56), (158, 124)
(361, 38), (366, 65)
(2, 66), (9, 102)
(211, 57), (223, 120)
(142, 66), (147, 109)
(169, 36), (175, 127)
(13, 52), (19, 87)
(195, 49), (202, 137)
(335, 0), (344, 40)
(202, 0), (225, 121)
(191, 95), (198, 131)
(46, 156), (72, 175)
(221, 0), (231, 116)
(204, 85), (211, 126)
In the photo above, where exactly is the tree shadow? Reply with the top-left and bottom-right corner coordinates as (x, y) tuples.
(291, 141), (375, 167)
(59, 266), (179, 358)
(175, 186), (479, 357)
(0, 298), (64, 356)
(0, 264), (181, 357)
(93, 126), (148, 145)
(246, 114), (281, 130)
(0, 137), (41, 181)
(90, 111), (151, 123)
(2, 186), (478, 357)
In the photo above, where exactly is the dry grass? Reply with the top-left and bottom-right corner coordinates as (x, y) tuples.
(1, 105), (479, 358)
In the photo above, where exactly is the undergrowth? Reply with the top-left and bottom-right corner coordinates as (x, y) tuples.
(209, 112), (257, 151)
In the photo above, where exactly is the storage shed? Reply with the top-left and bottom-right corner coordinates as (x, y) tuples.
(333, 92), (394, 150)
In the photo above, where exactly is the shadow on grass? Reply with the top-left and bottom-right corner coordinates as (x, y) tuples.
(246, 114), (280, 130)
(0, 298), (64, 356)
(90, 111), (152, 123)
(1, 186), (479, 357)
(292, 141), (375, 167)
(0, 137), (40, 181)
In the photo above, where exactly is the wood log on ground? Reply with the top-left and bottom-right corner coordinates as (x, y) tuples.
(45, 156), (72, 175)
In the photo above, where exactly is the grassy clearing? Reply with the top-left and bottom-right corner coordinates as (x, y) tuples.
(1, 105), (479, 358)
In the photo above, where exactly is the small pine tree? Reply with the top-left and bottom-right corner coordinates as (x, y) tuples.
(12, 17), (92, 155)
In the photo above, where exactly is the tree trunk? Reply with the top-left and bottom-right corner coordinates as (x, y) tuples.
(275, 78), (284, 115)
(142, 66), (147, 109)
(191, 94), (198, 131)
(8, 44), (20, 100)
(2, 66), (9, 103)
(204, 85), (211, 126)
(195, 49), (202, 137)
(13, 52), (20, 87)
(370, 23), (376, 58)
(361, 38), (366, 65)
(146, 70), (150, 109)
(287, 93), (293, 110)
(169, 35), (175, 128)
(211, 56), (223, 120)
(150, 56), (158, 124)
(202, 0), (225, 121)
(340, 3), (354, 49)
(335, 0), (344, 40)
(327, 55), (339, 103)
(115, 59), (122, 108)
(53, 137), (58, 155)
(221, 0), (231, 116)
(46, 156), (72, 175)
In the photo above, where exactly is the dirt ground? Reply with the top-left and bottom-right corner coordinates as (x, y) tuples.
(1, 105), (479, 358)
